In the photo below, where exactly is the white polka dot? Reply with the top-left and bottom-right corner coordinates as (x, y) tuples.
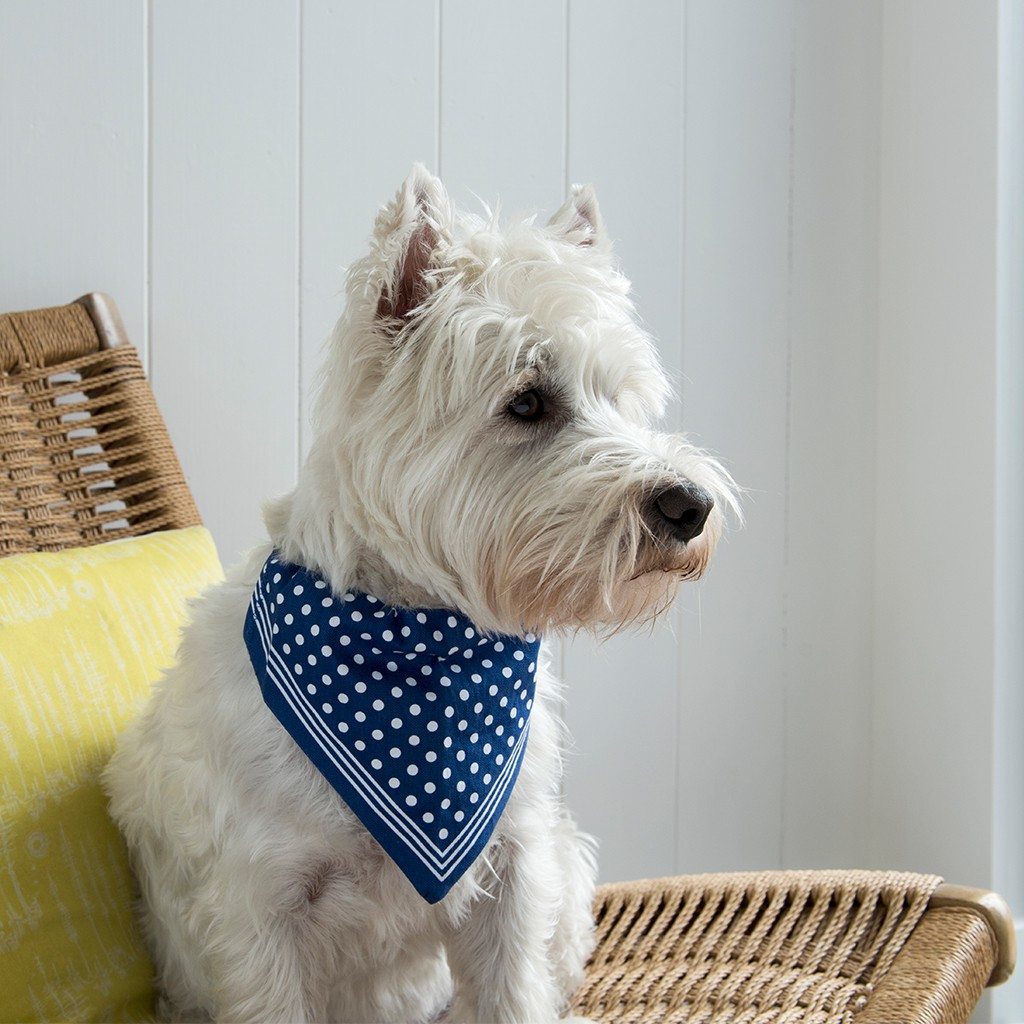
(351, 611), (362, 621)
(442, 767), (452, 780)
(502, 666), (512, 678)
(389, 777), (400, 789)
(408, 735), (420, 746)
(372, 729), (384, 740)
(391, 717), (403, 729)
(470, 792), (479, 803)
(392, 687), (404, 698)
(372, 671), (383, 681)
(329, 616), (341, 627)
(337, 664), (349, 676)
(470, 762), (479, 774)
(454, 810), (465, 822)
(339, 635), (351, 645)
(321, 703), (333, 714)
(354, 738), (365, 749)
(441, 798), (451, 809)
(293, 585), (303, 596)
(306, 684), (317, 695)
(405, 795), (417, 807)
(284, 613), (294, 625)
(372, 699), (385, 711)
(409, 703), (421, 715)
(448, 616), (458, 628)
(514, 650), (524, 661)
(337, 721), (349, 733)
(301, 604), (311, 615)
(464, 627), (475, 639)
(457, 779), (466, 790)
(294, 634), (305, 646)
(439, 828), (449, 840)
(382, 630), (393, 642)
(459, 689), (470, 701)
(425, 750), (437, 762)
(371, 758), (383, 770)
(423, 812), (434, 823)
(310, 624), (320, 636)
(417, 612), (427, 624)
(424, 781), (436, 793)
(488, 684), (498, 696)
(483, 773), (492, 784)
(390, 747), (401, 758)
(494, 641), (504, 652)
(407, 764), (418, 776)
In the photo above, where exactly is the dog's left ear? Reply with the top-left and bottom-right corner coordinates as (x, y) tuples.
(548, 184), (608, 249)
(374, 163), (452, 330)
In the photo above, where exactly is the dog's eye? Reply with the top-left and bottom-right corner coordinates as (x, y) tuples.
(507, 390), (545, 421)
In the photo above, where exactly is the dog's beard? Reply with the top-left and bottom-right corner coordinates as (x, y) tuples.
(476, 506), (721, 636)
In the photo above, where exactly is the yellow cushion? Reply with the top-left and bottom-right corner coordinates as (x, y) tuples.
(0, 527), (222, 1023)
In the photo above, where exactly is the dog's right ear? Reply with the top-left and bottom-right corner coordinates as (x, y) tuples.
(373, 164), (452, 332)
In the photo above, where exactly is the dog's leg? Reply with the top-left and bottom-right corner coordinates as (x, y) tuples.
(204, 906), (333, 1024)
(548, 810), (599, 1004)
(443, 825), (563, 1024)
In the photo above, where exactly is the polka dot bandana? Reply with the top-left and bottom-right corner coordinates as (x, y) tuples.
(244, 552), (540, 904)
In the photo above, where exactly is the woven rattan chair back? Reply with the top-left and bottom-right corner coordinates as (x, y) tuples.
(0, 294), (199, 557)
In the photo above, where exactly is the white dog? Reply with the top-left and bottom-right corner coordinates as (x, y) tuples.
(105, 165), (736, 1024)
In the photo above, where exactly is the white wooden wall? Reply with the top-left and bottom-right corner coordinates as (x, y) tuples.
(1, 9), (1019, 1017)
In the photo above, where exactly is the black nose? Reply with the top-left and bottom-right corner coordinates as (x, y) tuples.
(652, 482), (714, 544)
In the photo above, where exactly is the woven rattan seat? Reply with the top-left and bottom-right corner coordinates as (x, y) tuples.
(1, 296), (1016, 1023)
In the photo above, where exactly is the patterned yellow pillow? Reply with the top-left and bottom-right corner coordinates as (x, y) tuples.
(0, 527), (222, 1023)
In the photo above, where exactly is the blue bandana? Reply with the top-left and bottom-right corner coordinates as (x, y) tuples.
(244, 553), (540, 903)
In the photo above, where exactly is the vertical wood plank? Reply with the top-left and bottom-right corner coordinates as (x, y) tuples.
(783, 0), (880, 867)
(300, 1), (439, 450)
(440, 0), (565, 215)
(0, 1), (145, 352)
(149, 0), (299, 567)
(675, 0), (793, 873)
(562, 0), (685, 883)
(873, 0), (998, 885)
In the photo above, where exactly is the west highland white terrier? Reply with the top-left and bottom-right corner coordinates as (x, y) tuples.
(105, 165), (737, 1024)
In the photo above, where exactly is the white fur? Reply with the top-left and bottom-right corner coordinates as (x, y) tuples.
(104, 165), (736, 1024)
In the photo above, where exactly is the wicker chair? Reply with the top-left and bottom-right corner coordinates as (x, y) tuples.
(1, 295), (1016, 1023)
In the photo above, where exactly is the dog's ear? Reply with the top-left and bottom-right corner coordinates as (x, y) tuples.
(548, 184), (608, 249)
(374, 164), (452, 330)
